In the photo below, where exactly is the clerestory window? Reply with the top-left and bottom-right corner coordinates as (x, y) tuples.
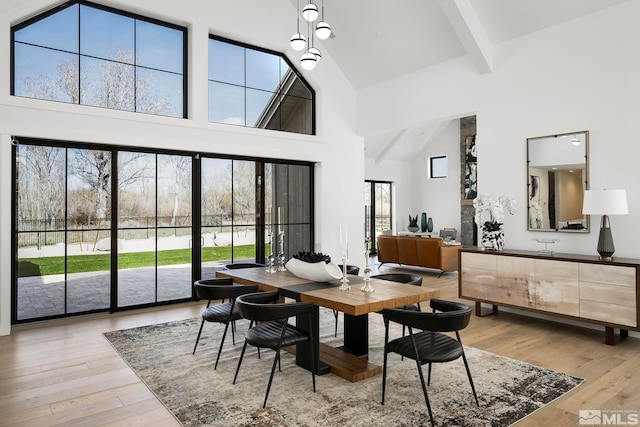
(12, 1), (187, 118)
(208, 35), (315, 135)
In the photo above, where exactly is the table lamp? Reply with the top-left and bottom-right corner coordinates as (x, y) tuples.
(582, 189), (628, 260)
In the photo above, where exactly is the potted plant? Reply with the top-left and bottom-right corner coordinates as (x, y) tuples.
(408, 215), (420, 232)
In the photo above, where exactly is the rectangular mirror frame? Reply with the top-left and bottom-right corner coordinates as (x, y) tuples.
(526, 130), (589, 232)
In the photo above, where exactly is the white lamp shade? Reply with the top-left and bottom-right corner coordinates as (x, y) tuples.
(302, 3), (319, 21)
(315, 21), (331, 39)
(290, 32), (307, 51)
(582, 189), (629, 215)
(307, 46), (322, 61)
(300, 51), (318, 70)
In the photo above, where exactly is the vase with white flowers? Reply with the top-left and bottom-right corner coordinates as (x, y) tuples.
(473, 194), (516, 250)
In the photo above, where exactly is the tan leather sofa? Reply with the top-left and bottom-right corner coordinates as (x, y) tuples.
(376, 235), (461, 276)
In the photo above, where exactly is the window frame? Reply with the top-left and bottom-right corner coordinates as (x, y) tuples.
(208, 34), (316, 135)
(429, 155), (448, 179)
(10, 0), (188, 119)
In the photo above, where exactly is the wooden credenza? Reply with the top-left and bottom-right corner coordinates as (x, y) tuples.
(459, 248), (640, 345)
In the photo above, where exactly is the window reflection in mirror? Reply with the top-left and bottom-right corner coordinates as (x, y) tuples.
(527, 131), (589, 232)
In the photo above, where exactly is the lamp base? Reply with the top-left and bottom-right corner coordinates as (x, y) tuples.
(597, 216), (615, 260)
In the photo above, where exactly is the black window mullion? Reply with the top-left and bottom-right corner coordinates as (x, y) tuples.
(192, 154), (201, 289)
(64, 148), (69, 314)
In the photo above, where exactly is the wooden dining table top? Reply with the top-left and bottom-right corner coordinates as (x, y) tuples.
(216, 267), (440, 316)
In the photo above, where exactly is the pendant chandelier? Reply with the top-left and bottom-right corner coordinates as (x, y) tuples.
(290, 0), (332, 70)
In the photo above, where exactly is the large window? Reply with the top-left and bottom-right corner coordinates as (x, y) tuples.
(208, 36), (315, 135)
(12, 1), (187, 118)
(13, 138), (314, 323)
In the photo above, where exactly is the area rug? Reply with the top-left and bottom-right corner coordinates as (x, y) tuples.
(104, 311), (582, 427)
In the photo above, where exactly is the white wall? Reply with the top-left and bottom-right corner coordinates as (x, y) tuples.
(0, 0), (363, 335)
(412, 120), (461, 234)
(358, 1), (640, 258)
(365, 120), (461, 235)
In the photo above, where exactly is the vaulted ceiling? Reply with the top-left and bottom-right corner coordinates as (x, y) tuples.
(308, 0), (628, 161)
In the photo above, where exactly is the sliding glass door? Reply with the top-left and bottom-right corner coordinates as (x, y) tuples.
(117, 151), (193, 308)
(15, 144), (112, 320)
(13, 139), (313, 322)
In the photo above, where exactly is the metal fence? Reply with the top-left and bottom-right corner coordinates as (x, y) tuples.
(16, 214), (262, 248)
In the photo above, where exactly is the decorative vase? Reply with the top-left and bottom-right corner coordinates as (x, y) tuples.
(427, 217), (433, 232)
(421, 213), (428, 232)
(481, 230), (504, 251)
(408, 226), (420, 233)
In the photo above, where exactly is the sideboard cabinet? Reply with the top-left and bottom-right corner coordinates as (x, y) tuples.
(459, 248), (640, 345)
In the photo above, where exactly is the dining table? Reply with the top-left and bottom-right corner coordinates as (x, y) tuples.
(216, 266), (440, 382)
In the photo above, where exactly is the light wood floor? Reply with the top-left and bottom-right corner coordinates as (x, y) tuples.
(1, 268), (639, 426)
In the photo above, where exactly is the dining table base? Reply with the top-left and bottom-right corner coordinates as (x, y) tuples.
(284, 342), (382, 382)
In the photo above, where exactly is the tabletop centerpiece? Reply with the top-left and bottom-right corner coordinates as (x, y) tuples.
(285, 251), (343, 282)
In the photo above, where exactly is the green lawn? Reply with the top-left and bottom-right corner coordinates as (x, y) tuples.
(18, 244), (262, 277)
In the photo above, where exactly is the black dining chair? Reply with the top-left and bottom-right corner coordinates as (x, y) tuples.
(192, 278), (258, 370)
(332, 264), (360, 336)
(225, 262), (265, 270)
(233, 291), (317, 408)
(381, 299), (479, 426)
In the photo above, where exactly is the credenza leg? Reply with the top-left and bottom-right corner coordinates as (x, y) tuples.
(621, 329), (629, 339)
(475, 302), (498, 317)
(605, 326), (615, 345)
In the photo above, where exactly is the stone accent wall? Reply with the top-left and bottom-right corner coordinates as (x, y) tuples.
(460, 116), (477, 246)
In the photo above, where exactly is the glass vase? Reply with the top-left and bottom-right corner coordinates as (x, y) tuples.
(421, 213), (427, 232)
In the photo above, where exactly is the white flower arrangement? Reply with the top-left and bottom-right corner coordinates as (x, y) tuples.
(473, 194), (516, 232)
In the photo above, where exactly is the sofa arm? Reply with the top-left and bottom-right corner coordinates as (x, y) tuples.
(439, 245), (461, 272)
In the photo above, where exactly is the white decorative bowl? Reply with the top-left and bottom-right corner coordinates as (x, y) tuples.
(285, 258), (343, 282)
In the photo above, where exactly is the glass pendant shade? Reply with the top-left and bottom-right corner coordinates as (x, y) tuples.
(308, 46), (322, 61)
(300, 51), (318, 70)
(290, 32), (307, 51)
(315, 21), (331, 39)
(302, 3), (319, 22)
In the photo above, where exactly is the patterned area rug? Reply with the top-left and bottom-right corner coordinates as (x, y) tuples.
(104, 311), (582, 427)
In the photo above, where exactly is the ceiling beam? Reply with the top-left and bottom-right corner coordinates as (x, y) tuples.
(375, 128), (408, 165)
(438, 0), (493, 74)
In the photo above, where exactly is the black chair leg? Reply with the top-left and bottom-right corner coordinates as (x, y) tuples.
(381, 348), (389, 405)
(192, 318), (205, 355)
(461, 349), (479, 406)
(381, 321), (390, 405)
(415, 360), (435, 426)
(427, 362), (432, 386)
(263, 350), (281, 408)
(231, 320), (236, 345)
(333, 310), (339, 337)
(232, 341), (249, 385)
(214, 321), (231, 370)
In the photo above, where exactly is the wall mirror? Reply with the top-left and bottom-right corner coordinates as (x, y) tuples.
(527, 130), (589, 232)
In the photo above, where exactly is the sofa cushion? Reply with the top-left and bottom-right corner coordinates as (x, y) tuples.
(416, 238), (442, 269)
(377, 235), (399, 263)
(397, 237), (419, 265)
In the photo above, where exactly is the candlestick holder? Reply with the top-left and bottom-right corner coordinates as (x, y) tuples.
(361, 237), (374, 292)
(338, 255), (351, 291)
(265, 231), (277, 273)
(277, 230), (287, 271)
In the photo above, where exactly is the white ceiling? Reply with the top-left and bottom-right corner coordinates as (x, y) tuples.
(309, 0), (628, 162)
